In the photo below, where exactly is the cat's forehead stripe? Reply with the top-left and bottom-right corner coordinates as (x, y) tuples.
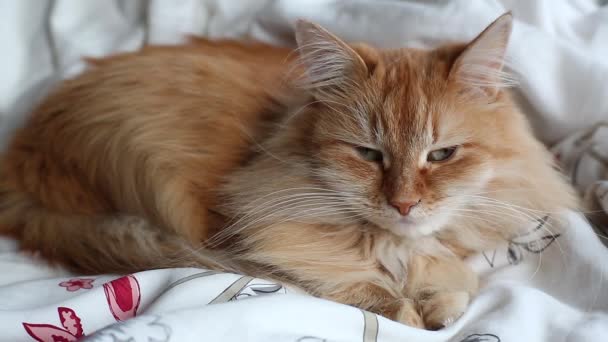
(366, 53), (440, 150)
(429, 113), (438, 144)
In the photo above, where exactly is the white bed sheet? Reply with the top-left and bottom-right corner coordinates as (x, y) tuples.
(1, 1), (607, 341)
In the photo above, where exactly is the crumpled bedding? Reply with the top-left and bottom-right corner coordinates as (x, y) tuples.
(1, 1), (607, 341)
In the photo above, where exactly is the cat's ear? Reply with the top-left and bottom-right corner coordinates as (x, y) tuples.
(449, 12), (515, 96)
(294, 20), (371, 100)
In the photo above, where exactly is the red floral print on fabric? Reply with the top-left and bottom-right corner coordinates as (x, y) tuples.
(103, 275), (141, 321)
(58, 278), (94, 292)
(23, 307), (84, 341)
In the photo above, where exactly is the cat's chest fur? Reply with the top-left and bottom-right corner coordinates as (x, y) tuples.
(238, 221), (447, 288)
(370, 231), (447, 281)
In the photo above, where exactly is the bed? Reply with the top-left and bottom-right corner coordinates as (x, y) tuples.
(1, 1), (607, 341)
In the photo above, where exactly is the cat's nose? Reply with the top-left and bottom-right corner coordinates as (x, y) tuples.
(390, 199), (421, 216)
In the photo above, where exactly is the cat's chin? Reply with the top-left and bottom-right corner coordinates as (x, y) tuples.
(385, 216), (448, 240)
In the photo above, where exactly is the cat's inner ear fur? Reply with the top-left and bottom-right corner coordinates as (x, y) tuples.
(449, 12), (515, 96)
(294, 20), (376, 100)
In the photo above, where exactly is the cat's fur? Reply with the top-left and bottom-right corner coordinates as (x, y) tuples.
(0, 14), (577, 329)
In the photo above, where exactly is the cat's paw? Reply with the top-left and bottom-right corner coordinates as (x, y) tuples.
(395, 299), (424, 328)
(419, 291), (469, 330)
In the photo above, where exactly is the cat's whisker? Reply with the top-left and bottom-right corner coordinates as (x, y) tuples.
(240, 193), (359, 214)
(534, 220), (568, 268)
(464, 191), (601, 215)
(240, 191), (367, 217)
(448, 205), (538, 224)
(276, 209), (368, 225)
(446, 195), (547, 226)
(219, 194), (337, 236)
(211, 197), (346, 246)
(220, 188), (364, 231)
(232, 210), (369, 245)
(450, 197), (570, 266)
(449, 206), (549, 239)
(219, 188), (329, 215)
(528, 247), (543, 282)
(234, 194), (366, 227)
(227, 186), (354, 204)
(458, 195), (552, 222)
(447, 207), (568, 271)
(210, 200), (367, 246)
(445, 211), (498, 226)
(254, 201), (365, 222)
(461, 194), (551, 215)
(229, 192), (333, 215)
(468, 203), (544, 224)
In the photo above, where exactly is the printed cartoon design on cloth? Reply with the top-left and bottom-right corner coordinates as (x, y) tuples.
(23, 307), (84, 342)
(552, 121), (608, 241)
(81, 315), (171, 342)
(482, 216), (560, 267)
(506, 216), (560, 265)
(458, 334), (501, 342)
(59, 278), (95, 292)
(231, 280), (286, 301)
(103, 275), (141, 321)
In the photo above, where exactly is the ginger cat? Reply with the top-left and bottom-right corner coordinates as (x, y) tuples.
(0, 13), (576, 329)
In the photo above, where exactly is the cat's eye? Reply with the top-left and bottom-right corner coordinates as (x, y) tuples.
(427, 146), (458, 162)
(355, 146), (384, 163)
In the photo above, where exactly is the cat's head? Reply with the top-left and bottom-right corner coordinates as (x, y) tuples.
(222, 13), (576, 242)
(282, 13), (576, 239)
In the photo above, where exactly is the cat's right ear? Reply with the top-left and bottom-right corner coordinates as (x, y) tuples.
(294, 20), (370, 100)
(448, 13), (515, 97)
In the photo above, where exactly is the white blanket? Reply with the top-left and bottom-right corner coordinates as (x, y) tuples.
(1, 1), (607, 341)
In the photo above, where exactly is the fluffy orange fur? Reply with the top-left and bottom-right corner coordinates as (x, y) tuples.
(0, 13), (577, 329)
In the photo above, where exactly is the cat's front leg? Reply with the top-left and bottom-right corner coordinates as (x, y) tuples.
(391, 298), (425, 328)
(406, 254), (478, 330)
(317, 280), (424, 328)
(417, 289), (471, 329)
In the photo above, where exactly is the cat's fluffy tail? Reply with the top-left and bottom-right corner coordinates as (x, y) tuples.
(0, 186), (237, 274)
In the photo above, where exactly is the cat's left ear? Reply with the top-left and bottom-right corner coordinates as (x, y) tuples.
(294, 20), (374, 100)
(449, 12), (514, 96)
